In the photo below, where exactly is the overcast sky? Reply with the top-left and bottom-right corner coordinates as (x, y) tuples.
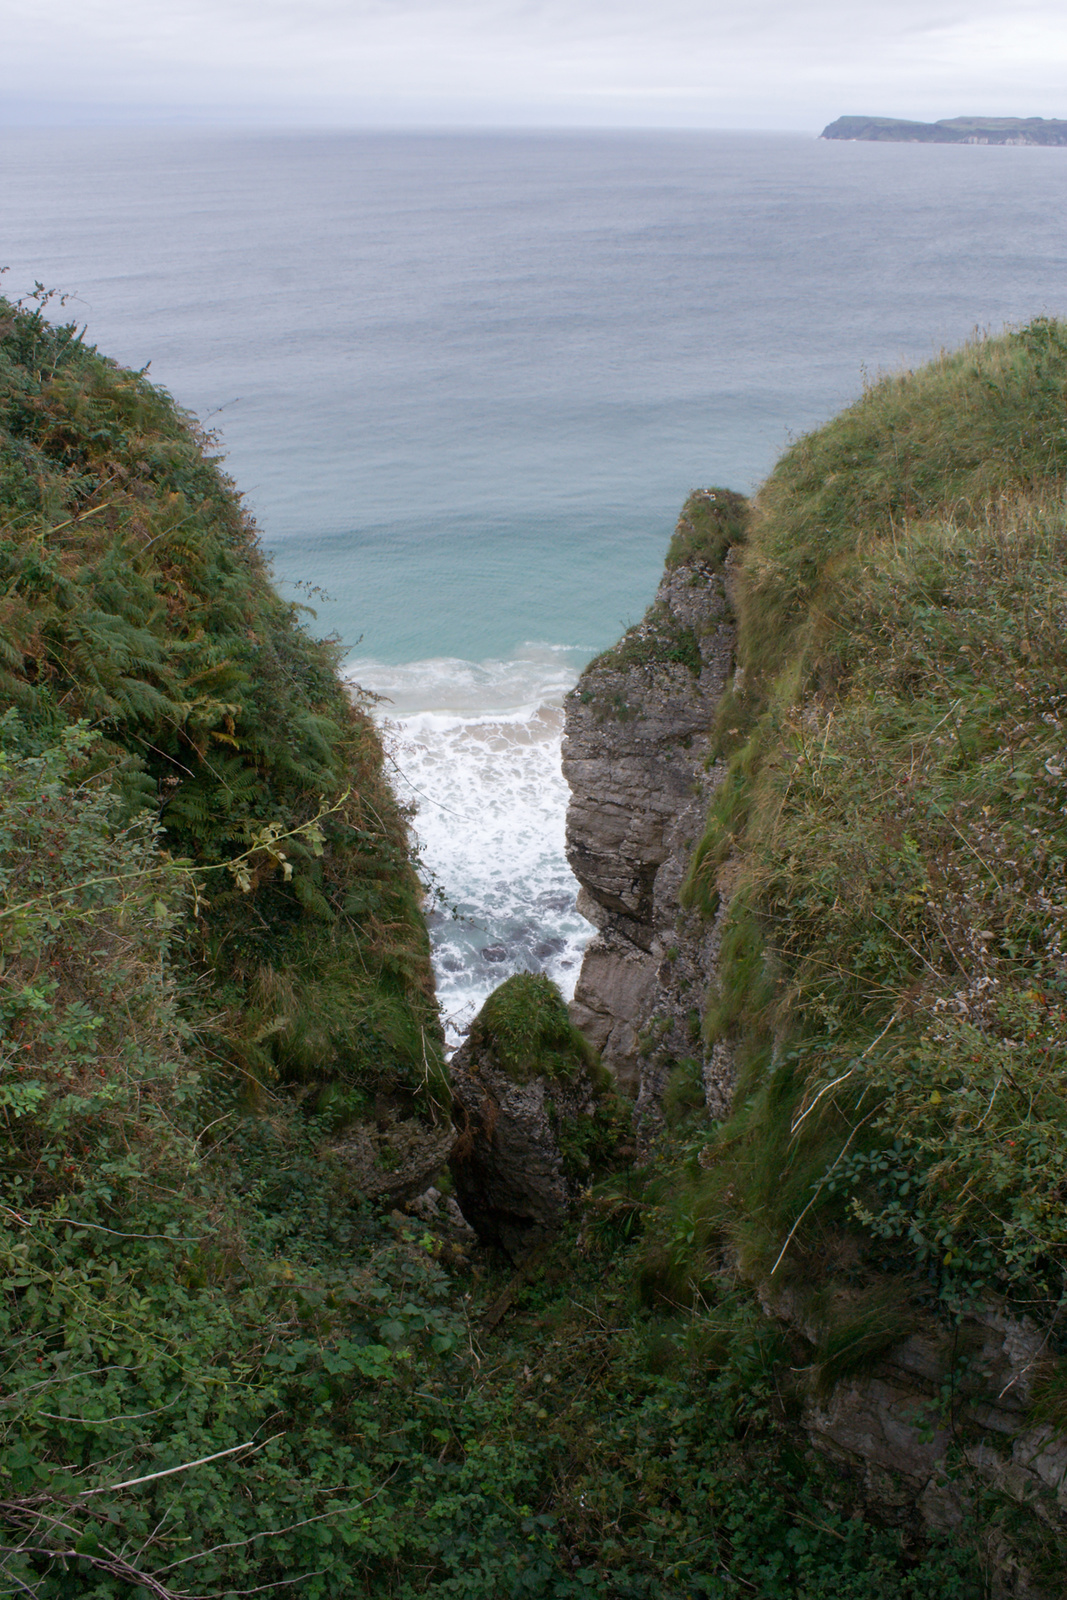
(3, 0), (1066, 131)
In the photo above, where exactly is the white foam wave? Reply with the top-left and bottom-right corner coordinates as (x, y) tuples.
(344, 642), (593, 717)
(355, 649), (594, 1048)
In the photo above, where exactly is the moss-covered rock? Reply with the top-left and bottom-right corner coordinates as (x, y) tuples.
(449, 975), (629, 1258)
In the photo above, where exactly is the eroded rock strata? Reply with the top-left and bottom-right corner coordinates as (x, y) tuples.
(763, 1284), (1065, 1590)
(563, 490), (741, 1125)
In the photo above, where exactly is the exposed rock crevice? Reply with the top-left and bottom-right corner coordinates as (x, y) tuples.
(562, 502), (738, 1122)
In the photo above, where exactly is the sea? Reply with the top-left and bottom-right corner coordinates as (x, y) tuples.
(2, 127), (1066, 1041)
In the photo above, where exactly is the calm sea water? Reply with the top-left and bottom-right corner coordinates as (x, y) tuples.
(3, 128), (1066, 1035)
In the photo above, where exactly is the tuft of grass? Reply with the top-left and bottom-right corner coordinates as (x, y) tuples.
(807, 1283), (919, 1398)
(661, 1057), (707, 1128)
(666, 485), (749, 569)
(470, 971), (604, 1087)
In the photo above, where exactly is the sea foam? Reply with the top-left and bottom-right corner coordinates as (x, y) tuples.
(347, 647), (594, 1046)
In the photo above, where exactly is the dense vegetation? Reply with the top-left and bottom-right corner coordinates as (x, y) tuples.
(3, 294), (1051, 1596)
(0, 713), (977, 1598)
(666, 320), (1067, 1579)
(0, 287), (444, 1117)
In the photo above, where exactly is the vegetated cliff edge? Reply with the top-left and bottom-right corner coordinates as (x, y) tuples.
(0, 294), (482, 1596)
(0, 290), (447, 1175)
(564, 322), (1067, 1592)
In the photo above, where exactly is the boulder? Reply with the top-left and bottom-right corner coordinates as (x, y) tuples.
(448, 973), (627, 1259)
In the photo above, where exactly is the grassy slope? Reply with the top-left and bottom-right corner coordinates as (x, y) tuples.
(666, 323), (1067, 1494)
(0, 292), (444, 1115)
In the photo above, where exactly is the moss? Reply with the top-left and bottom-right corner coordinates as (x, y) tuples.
(468, 974), (629, 1184)
(470, 972), (603, 1087)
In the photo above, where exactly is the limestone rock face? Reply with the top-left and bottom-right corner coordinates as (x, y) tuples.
(562, 500), (738, 1121)
(764, 1284), (1065, 1597)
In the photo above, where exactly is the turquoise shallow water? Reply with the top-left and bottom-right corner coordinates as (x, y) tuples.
(4, 128), (1066, 662)
(3, 126), (1066, 1027)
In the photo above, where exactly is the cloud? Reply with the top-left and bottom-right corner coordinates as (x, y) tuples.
(3, 0), (1067, 127)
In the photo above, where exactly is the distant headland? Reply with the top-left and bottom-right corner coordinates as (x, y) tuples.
(821, 115), (1067, 145)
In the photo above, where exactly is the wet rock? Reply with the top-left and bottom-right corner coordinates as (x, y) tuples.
(480, 944), (509, 963)
(448, 973), (627, 1259)
(537, 891), (577, 913)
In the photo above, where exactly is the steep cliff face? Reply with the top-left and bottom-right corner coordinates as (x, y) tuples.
(562, 490), (743, 1125)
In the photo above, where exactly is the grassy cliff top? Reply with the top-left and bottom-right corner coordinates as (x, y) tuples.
(469, 972), (605, 1086)
(676, 319), (1067, 1353)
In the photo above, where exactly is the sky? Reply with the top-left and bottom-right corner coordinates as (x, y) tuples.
(2, 0), (1067, 131)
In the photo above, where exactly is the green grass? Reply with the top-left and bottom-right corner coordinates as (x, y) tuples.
(742, 316), (1067, 682)
(666, 486), (748, 569)
(0, 291), (445, 1115)
(589, 601), (705, 679)
(677, 322), (1067, 1347)
(469, 972), (602, 1086)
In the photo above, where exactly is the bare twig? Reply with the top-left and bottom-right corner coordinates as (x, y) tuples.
(155, 1467), (399, 1575)
(46, 499), (121, 538)
(81, 1435), (281, 1498)
(196, 1572), (328, 1597)
(0, 1544), (182, 1600)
